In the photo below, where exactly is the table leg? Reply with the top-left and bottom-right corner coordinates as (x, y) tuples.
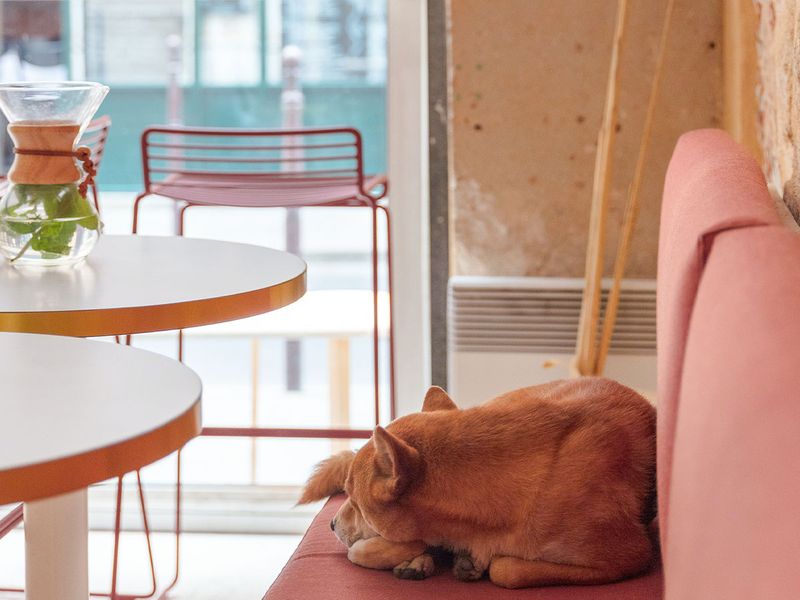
(24, 488), (88, 600)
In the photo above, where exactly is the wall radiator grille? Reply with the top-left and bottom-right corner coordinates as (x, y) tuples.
(449, 276), (656, 355)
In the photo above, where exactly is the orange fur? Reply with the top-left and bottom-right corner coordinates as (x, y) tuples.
(299, 448), (431, 576)
(297, 450), (354, 505)
(333, 377), (657, 588)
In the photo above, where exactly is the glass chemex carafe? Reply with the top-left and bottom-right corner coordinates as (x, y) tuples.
(0, 81), (109, 267)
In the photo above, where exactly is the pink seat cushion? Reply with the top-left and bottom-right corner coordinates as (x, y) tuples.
(665, 225), (800, 599)
(264, 496), (663, 600)
(657, 128), (779, 548)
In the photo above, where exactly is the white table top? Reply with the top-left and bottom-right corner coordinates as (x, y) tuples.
(0, 332), (202, 503)
(0, 235), (307, 337)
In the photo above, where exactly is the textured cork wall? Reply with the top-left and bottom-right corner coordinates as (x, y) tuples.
(754, 0), (800, 218)
(449, 0), (723, 278)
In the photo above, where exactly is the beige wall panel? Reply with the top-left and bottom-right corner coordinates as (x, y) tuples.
(450, 0), (723, 278)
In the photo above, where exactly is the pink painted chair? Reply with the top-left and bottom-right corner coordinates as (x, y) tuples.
(128, 125), (393, 598)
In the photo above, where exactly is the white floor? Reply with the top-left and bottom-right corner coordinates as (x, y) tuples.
(0, 529), (301, 599)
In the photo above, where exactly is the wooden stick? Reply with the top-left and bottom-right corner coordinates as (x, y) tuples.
(722, 0), (762, 161)
(595, 0), (675, 374)
(574, 0), (628, 376)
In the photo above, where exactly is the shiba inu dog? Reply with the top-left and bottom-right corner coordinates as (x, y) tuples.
(299, 378), (657, 588)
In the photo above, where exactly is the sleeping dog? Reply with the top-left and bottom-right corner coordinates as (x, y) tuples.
(299, 378), (657, 588)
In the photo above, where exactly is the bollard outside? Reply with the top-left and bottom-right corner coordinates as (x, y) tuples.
(166, 34), (183, 234)
(166, 34), (183, 126)
(281, 45), (305, 393)
(281, 45), (304, 169)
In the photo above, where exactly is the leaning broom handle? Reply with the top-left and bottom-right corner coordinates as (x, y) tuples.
(574, 0), (628, 375)
(595, 0), (675, 374)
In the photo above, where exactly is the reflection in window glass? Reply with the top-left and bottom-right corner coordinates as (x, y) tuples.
(199, 0), (260, 85)
(0, 1), (66, 82)
(84, 0), (187, 85)
(282, 0), (386, 84)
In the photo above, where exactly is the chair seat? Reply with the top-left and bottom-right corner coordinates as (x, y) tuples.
(264, 496), (663, 600)
(152, 173), (370, 208)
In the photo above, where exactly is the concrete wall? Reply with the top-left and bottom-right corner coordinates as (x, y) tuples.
(755, 0), (800, 218)
(449, 0), (723, 278)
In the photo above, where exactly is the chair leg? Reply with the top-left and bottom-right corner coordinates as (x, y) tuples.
(0, 503), (25, 594)
(158, 332), (185, 598)
(131, 192), (152, 234)
(377, 204), (396, 420)
(156, 450), (183, 600)
(107, 337), (158, 600)
(108, 473), (159, 600)
(110, 476), (124, 598)
(0, 503), (23, 540)
(136, 470), (158, 598)
(371, 205), (380, 426)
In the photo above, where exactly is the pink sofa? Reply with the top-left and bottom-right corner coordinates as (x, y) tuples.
(264, 129), (800, 599)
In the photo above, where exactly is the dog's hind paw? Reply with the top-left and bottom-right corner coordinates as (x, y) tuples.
(393, 553), (435, 580)
(453, 551), (486, 581)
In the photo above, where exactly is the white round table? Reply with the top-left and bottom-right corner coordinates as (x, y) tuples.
(0, 332), (202, 600)
(0, 235), (307, 336)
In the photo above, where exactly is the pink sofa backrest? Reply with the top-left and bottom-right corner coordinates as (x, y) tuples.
(665, 224), (800, 599)
(659, 129), (800, 598)
(657, 129), (779, 546)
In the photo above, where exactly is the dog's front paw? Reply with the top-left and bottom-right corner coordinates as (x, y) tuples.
(453, 551), (486, 581)
(393, 553), (435, 580)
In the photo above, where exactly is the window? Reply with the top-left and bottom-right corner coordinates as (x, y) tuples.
(0, 0), (396, 531)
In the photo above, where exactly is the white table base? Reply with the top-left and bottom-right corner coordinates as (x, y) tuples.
(24, 489), (88, 600)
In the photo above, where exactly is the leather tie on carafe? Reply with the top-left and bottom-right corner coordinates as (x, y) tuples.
(13, 146), (97, 199)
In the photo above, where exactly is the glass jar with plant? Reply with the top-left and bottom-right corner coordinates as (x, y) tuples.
(0, 82), (108, 267)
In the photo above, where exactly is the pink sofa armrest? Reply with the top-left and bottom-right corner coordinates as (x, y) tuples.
(657, 129), (779, 547)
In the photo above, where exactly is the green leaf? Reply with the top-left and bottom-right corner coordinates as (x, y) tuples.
(30, 220), (78, 257)
(2, 184), (102, 258)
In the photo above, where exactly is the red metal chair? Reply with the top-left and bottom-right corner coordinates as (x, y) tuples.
(128, 125), (393, 598)
(81, 115), (112, 212)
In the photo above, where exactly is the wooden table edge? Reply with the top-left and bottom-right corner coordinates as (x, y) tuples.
(0, 400), (201, 504)
(0, 269), (306, 337)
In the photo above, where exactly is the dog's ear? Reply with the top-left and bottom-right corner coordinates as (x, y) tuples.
(372, 426), (420, 501)
(297, 450), (355, 504)
(421, 386), (458, 412)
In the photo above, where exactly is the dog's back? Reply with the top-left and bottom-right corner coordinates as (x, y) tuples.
(388, 377), (656, 579)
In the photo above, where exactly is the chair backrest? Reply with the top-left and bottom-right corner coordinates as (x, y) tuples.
(80, 115), (112, 212)
(656, 128), (778, 548)
(139, 126), (366, 205)
(81, 115), (112, 171)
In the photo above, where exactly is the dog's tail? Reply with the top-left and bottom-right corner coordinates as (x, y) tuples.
(297, 450), (355, 505)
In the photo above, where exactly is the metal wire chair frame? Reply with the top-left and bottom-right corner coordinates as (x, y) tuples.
(124, 124), (394, 599)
